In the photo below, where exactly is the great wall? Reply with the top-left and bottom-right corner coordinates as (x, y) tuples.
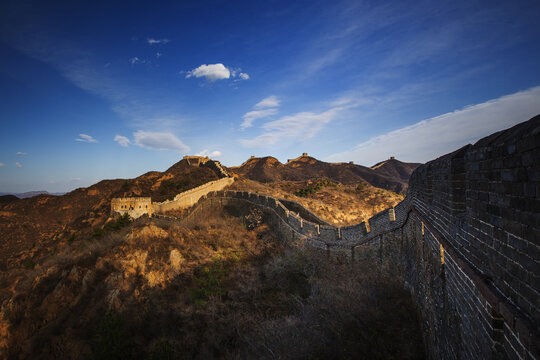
(110, 156), (233, 218)
(111, 115), (540, 359)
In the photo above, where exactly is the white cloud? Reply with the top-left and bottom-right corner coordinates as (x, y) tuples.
(239, 72), (250, 80)
(156, 52), (162, 58)
(16, 152), (27, 155)
(15, 162), (22, 168)
(69, 177), (81, 182)
(241, 100), (356, 147)
(133, 130), (190, 152)
(114, 135), (130, 147)
(241, 96), (281, 129)
(75, 134), (98, 143)
(325, 86), (540, 165)
(255, 95), (280, 109)
(196, 149), (222, 158)
(186, 63), (231, 81)
(129, 57), (145, 65)
(241, 96), (360, 147)
(241, 108), (279, 130)
(147, 38), (170, 45)
(0, 163), (4, 167)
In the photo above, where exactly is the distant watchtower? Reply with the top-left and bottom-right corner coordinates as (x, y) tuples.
(183, 155), (210, 166)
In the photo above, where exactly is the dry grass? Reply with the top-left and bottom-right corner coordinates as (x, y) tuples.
(0, 209), (423, 359)
(229, 178), (404, 226)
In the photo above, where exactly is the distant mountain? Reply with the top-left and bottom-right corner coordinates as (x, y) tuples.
(0, 191), (65, 198)
(229, 154), (421, 193)
(228, 156), (303, 183)
(371, 158), (422, 190)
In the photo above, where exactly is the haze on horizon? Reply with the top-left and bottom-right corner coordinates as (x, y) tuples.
(1, 0), (540, 193)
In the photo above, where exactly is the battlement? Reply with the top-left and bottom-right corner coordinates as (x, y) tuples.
(183, 155), (210, 166)
(287, 152), (310, 163)
(183, 155), (230, 178)
(111, 197), (153, 218)
(175, 114), (540, 360)
(111, 177), (234, 218)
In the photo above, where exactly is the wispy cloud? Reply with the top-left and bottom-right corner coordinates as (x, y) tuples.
(0, 163), (4, 167)
(129, 57), (146, 65)
(325, 86), (540, 165)
(241, 108), (279, 130)
(241, 98), (358, 147)
(133, 130), (189, 152)
(15, 162), (22, 168)
(69, 177), (81, 182)
(16, 152), (27, 155)
(114, 135), (130, 147)
(147, 38), (169, 45)
(196, 149), (222, 158)
(241, 96), (281, 130)
(239, 73), (249, 80)
(156, 52), (163, 58)
(255, 95), (280, 109)
(75, 134), (98, 143)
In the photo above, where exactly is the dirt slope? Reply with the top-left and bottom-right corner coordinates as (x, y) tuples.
(371, 158), (421, 185)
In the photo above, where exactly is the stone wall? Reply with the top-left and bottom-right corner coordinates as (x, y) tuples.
(403, 115), (540, 359)
(110, 197), (153, 218)
(111, 177), (234, 218)
(183, 155), (230, 178)
(167, 115), (540, 360)
(153, 177), (234, 213)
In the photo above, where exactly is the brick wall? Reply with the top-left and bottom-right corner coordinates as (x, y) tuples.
(403, 115), (540, 359)
(110, 197), (153, 218)
(150, 115), (540, 359)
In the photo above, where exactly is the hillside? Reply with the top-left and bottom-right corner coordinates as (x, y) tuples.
(0, 206), (423, 359)
(229, 154), (419, 193)
(0, 153), (427, 359)
(0, 195), (19, 205)
(0, 155), (417, 272)
(371, 158), (421, 186)
(0, 159), (219, 271)
(227, 178), (404, 226)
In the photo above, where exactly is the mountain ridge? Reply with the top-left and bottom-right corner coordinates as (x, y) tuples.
(228, 154), (420, 193)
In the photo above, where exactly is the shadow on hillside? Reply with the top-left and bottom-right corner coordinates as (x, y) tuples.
(1, 208), (424, 360)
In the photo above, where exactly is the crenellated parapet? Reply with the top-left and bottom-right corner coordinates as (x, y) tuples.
(178, 189), (407, 254)
(170, 114), (540, 360)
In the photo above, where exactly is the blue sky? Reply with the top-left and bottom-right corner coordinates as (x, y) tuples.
(1, 0), (540, 192)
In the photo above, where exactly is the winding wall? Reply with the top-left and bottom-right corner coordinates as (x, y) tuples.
(153, 177), (234, 213)
(162, 115), (540, 360)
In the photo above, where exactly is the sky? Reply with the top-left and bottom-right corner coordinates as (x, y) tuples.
(1, 0), (540, 193)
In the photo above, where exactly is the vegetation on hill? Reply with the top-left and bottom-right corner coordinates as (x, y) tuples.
(0, 158), (218, 272)
(229, 178), (404, 226)
(229, 155), (420, 194)
(295, 178), (337, 197)
(0, 209), (423, 359)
